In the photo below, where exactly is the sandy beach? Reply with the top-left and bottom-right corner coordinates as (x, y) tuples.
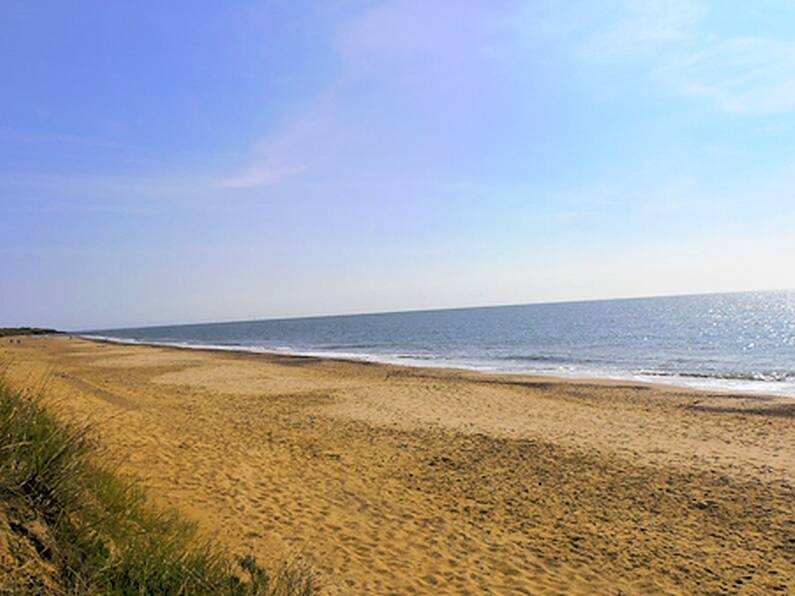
(2, 335), (793, 594)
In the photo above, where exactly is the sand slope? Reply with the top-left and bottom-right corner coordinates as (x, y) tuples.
(2, 337), (793, 594)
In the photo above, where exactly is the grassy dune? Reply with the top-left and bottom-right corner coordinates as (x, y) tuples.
(0, 328), (62, 338)
(0, 380), (317, 595)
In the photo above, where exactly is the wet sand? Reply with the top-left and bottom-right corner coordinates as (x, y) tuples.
(2, 336), (794, 594)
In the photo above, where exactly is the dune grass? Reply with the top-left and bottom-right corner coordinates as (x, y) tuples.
(0, 327), (60, 337)
(0, 379), (317, 595)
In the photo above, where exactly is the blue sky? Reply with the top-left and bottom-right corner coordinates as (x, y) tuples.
(2, 0), (795, 330)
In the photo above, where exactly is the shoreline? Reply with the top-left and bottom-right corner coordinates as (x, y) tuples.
(79, 333), (793, 401)
(3, 336), (793, 593)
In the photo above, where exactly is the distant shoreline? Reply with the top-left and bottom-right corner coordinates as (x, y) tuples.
(79, 333), (791, 401)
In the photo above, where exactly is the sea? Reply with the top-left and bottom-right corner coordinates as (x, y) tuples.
(83, 290), (795, 397)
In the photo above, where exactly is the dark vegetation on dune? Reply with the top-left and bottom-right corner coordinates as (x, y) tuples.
(0, 379), (317, 595)
(0, 327), (62, 338)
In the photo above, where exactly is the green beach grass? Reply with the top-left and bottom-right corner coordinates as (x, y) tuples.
(0, 379), (317, 595)
(0, 328), (61, 338)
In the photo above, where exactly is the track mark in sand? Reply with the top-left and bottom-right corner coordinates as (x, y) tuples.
(686, 403), (795, 418)
(266, 355), (326, 367)
(60, 374), (139, 410)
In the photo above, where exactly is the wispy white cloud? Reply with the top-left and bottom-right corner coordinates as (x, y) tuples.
(579, 0), (703, 59)
(566, 0), (795, 116)
(334, 0), (510, 84)
(216, 163), (305, 190)
(337, 0), (481, 63)
(214, 113), (329, 191)
(336, 0), (446, 64)
(658, 36), (795, 115)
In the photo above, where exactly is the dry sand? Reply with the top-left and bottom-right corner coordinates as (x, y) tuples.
(2, 336), (793, 594)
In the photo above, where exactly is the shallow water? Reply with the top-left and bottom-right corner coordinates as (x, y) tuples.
(84, 290), (795, 396)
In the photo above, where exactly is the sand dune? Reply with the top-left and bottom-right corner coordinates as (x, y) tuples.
(2, 336), (793, 594)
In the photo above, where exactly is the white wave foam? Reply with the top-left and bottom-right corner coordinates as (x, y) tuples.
(78, 335), (795, 398)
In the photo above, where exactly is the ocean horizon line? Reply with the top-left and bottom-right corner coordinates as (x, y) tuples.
(79, 287), (793, 334)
